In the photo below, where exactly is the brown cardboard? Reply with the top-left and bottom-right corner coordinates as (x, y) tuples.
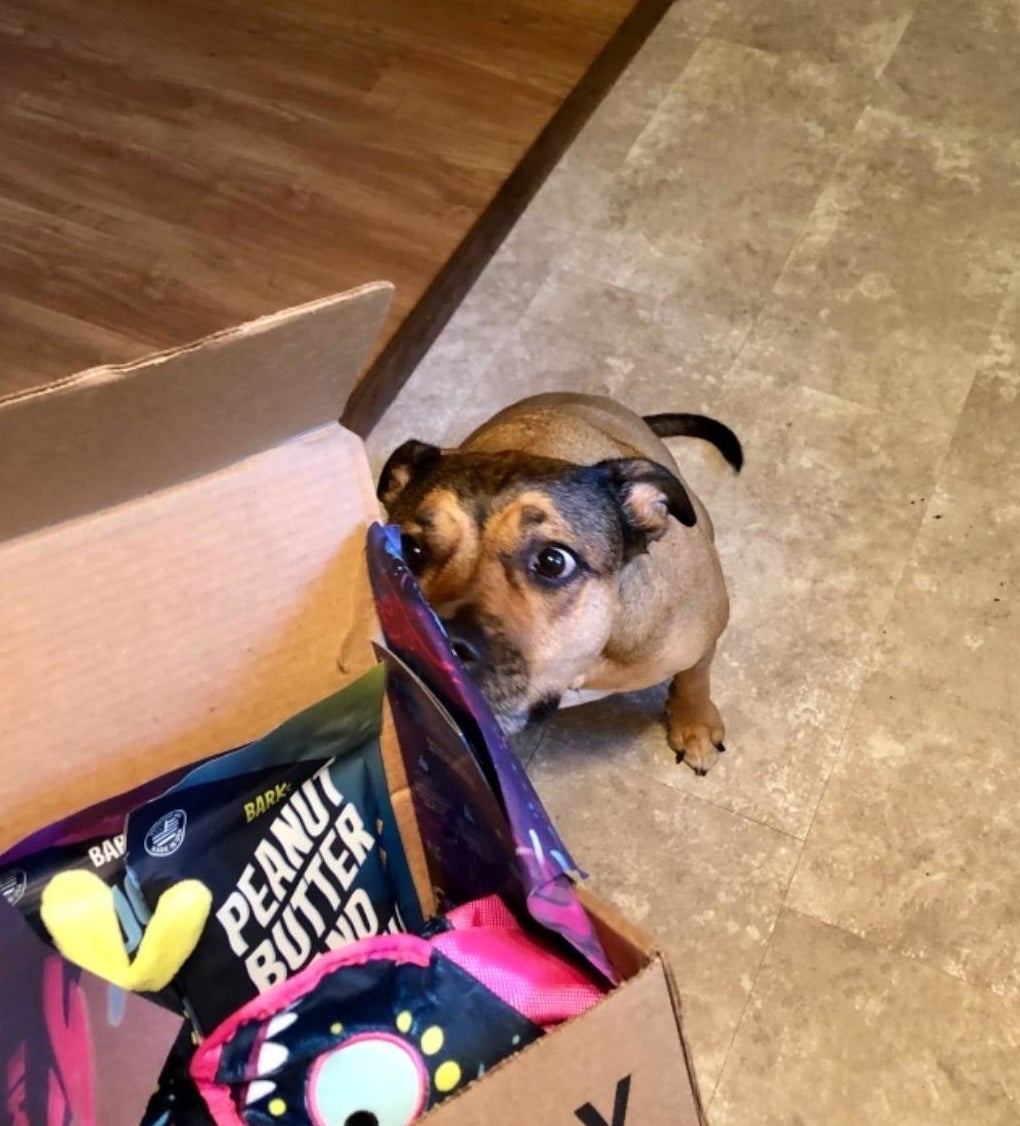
(426, 962), (700, 1126)
(0, 426), (380, 849)
(0, 283), (391, 542)
(0, 286), (704, 1125)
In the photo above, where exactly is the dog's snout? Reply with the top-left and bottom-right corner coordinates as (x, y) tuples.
(442, 611), (487, 671)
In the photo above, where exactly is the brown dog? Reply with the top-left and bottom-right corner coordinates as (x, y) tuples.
(377, 392), (741, 774)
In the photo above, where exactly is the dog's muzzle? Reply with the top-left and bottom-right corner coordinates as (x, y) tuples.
(441, 609), (539, 734)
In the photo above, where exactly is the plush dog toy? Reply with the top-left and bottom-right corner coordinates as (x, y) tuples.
(377, 392), (741, 775)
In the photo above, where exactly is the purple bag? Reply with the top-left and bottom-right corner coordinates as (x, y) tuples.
(366, 523), (614, 984)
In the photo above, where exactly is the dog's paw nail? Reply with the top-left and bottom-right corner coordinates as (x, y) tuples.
(674, 750), (686, 766)
(715, 741), (726, 753)
(694, 765), (709, 777)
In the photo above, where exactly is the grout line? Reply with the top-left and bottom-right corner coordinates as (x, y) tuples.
(708, 439), (963, 1109)
(872, 7), (916, 82)
(726, 358), (962, 434)
(781, 903), (1018, 1002)
(706, 384), (1008, 1103)
(709, 896), (1020, 1108)
(718, 116), (874, 377)
(614, 757), (808, 843)
(697, 64), (937, 1111)
(626, 761), (813, 1107)
(783, 402), (958, 858)
(706, 866), (798, 1107)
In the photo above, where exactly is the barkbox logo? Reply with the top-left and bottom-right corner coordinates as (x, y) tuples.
(88, 833), (126, 868)
(575, 1075), (631, 1126)
(244, 782), (292, 823)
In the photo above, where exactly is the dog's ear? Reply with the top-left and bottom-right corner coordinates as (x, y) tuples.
(377, 440), (443, 511)
(597, 457), (697, 555)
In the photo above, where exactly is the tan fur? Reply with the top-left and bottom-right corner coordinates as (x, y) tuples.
(438, 492), (619, 711)
(383, 392), (733, 774)
(406, 488), (480, 608)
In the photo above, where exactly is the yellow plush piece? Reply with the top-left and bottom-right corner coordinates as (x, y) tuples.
(40, 869), (212, 993)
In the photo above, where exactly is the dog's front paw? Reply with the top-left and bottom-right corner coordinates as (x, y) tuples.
(666, 704), (725, 777)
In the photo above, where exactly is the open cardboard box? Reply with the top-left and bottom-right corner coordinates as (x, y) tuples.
(0, 283), (705, 1126)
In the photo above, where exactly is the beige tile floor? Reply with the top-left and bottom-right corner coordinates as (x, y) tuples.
(366, 2), (1020, 1120)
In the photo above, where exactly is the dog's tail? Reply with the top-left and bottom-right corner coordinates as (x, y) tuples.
(643, 413), (743, 473)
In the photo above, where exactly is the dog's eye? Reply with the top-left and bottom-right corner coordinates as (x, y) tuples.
(530, 545), (578, 583)
(401, 533), (427, 575)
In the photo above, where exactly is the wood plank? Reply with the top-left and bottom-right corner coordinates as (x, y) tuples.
(0, 0), (670, 405)
(343, 0), (676, 435)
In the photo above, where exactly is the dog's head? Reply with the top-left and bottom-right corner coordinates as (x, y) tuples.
(377, 440), (697, 733)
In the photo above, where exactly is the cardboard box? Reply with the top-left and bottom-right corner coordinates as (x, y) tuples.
(0, 283), (705, 1126)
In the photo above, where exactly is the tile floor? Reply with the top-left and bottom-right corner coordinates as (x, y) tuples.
(366, 2), (1020, 1120)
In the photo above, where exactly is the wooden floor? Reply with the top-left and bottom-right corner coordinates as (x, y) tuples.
(0, 0), (667, 429)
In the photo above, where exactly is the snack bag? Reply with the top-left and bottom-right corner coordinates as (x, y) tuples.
(126, 665), (424, 1035)
(375, 644), (521, 913)
(0, 762), (200, 1014)
(366, 524), (615, 983)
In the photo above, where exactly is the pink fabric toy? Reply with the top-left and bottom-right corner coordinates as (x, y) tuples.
(191, 895), (607, 1126)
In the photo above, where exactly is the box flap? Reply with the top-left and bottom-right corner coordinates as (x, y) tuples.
(427, 960), (705, 1125)
(0, 283), (392, 542)
(0, 420), (386, 851)
(578, 885), (655, 981)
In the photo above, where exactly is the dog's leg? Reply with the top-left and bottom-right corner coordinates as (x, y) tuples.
(666, 648), (725, 775)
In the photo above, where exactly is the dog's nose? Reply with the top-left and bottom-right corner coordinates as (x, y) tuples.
(442, 612), (487, 671)
(450, 636), (481, 667)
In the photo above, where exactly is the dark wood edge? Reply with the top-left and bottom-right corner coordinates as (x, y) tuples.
(341, 0), (676, 438)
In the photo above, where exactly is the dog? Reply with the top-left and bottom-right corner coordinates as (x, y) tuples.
(376, 392), (741, 774)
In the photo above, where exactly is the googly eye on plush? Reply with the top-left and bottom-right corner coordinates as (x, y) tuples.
(529, 544), (579, 583)
(306, 1033), (426, 1126)
(246, 1016), (465, 1126)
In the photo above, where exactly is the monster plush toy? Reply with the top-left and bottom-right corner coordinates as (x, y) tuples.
(190, 897), (605, 1126)
(38, 877), (605, 1126)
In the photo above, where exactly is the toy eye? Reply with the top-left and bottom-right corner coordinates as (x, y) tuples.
(530, 545), (578, 583)
(306, 1034), (427, 1126)
(400, 533), (427, 576)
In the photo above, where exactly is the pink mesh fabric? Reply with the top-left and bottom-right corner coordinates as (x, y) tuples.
(435, 896), (605, 1029)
